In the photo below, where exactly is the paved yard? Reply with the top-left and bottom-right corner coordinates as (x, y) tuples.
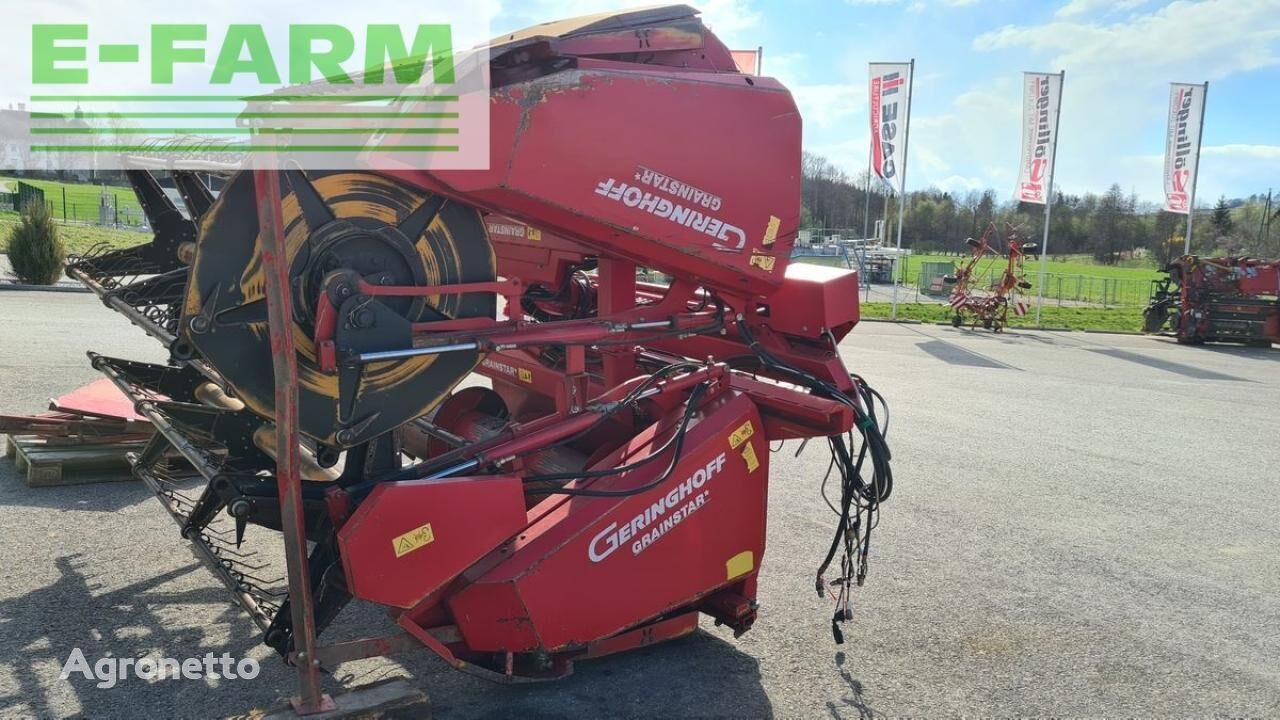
(1, 290), (1278, 718)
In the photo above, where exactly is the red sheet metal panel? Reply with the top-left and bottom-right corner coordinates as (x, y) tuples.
(390, 64), (801, 301)
(338, 475), (528, 609)
(766, 263), (862, 341)
(449, 392), (768, 652)
(51, 378), (144, 421)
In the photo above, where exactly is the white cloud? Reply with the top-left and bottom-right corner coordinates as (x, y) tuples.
(804, 136), (873, 184)
(498, 0), (761, 47)
(908, 77), (1022, 194)
(972, 0), (1280, 200)
(1201, 144), (1280, 161)
(758, 51), (805, 81)
(697, 0), (765, 44)
(790, 84), (867, 130)
(1121, 144), (1280, 204)
(848, 0), (980, 6)
(935, 174), (989, 194)
(975, 0), (1280, 79)
(766, 50), (866, 136)
(1197, 144), (1280, 202)
(1055, 0), (1148, 18)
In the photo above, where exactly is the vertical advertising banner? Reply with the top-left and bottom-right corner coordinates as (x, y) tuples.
(1164, 82), (1207, 214)
(1016, 72), (1063, 205)
(869, 62), (913, 195)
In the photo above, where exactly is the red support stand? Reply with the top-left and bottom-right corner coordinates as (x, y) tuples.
(597, 258), (638, 387)
(253, 169), (335, 715)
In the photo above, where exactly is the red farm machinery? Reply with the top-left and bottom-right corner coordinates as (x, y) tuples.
(61, 5), (893, 711)
(946, 222), (1037, 331)
(1144, 255), (1280, 347)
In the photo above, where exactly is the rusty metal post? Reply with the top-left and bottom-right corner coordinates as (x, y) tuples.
(253, 169), (333, 714)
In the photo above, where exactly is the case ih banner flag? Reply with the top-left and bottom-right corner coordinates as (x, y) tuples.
(1164, 82), (1208, 214)
(1016, 72), (1063, 205)
(869, 62), (914, 195)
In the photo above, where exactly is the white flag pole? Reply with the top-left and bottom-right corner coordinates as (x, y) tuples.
(890, 58), (914, 322)
(863, 149), (873, 243)
(1183, 81), (1208, 255)
(863, 147), (873, 304)
(1034, 70), (1064, 327)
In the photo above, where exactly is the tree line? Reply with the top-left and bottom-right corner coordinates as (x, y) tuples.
(802, 151), (1280, 265)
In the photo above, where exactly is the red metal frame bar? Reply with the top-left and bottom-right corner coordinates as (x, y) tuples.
(254, 170), (334, 714)
(313, 633), (424, 667)
(313, 277), (720, 373)
(439, 364), (726, 471)
(581, 611), (700, 660)
(362, 277), (524, 303)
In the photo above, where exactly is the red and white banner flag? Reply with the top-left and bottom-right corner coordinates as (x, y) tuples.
(1164, 82), (1206, 214)
(1016, 72), (1063, 205)
(869, 62), (913, 196)
(1013, 301), (1028, 317)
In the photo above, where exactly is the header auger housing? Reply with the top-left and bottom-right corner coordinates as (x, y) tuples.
(65, 4), (894, 696)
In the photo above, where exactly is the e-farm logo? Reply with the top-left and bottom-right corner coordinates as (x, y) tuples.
(32, 24), (457, 86)
(6, 15), (492, 171)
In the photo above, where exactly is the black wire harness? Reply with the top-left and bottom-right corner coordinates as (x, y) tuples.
(523, 381), (709, 497)
(733, 317), (893, 645)
(369, 300), (891, 648)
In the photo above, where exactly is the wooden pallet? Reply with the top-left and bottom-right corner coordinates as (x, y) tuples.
(3, 434), (144, 488)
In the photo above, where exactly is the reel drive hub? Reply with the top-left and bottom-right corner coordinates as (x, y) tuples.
(181, 171), (496, 447)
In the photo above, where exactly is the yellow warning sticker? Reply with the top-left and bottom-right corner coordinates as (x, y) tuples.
(726, 550), (755, 580)
(741, 442), (760, 473)
(749, 254), (776, 272)
(728, 420), (755, 449)
(518, 368), (534, 383)
(392, 523), (435, 558)
(763, 215), (781, 246)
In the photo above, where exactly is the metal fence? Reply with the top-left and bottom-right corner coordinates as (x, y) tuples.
(0, 193), (149, 229)
(791, 249), (1155, 308)
(913, 264), (1152, 307)
(1036, 273), (1152, 308)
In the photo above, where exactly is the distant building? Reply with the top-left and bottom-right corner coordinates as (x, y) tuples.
(0, 104), (95, 180)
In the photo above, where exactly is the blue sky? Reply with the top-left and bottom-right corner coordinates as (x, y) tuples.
(498, 0), (1280, 206)
(3, 0), (1273, 204)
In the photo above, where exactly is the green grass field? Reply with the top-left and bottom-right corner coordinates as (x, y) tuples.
(0, 175), (143, 224)
(903, 253), (1160, 283)
(0, 213), (149, 256)
(799, 253), (1161, 282)
(859, 301), (1144, 333)
(798, 252), (1162, 307)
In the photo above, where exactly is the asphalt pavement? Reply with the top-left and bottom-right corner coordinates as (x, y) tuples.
(1, 290), (1278, 718)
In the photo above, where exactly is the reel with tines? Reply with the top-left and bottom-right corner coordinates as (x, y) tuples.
(180, 171), (495, 448)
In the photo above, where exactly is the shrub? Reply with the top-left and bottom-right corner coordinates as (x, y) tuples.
(7, 201), (65, 285)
